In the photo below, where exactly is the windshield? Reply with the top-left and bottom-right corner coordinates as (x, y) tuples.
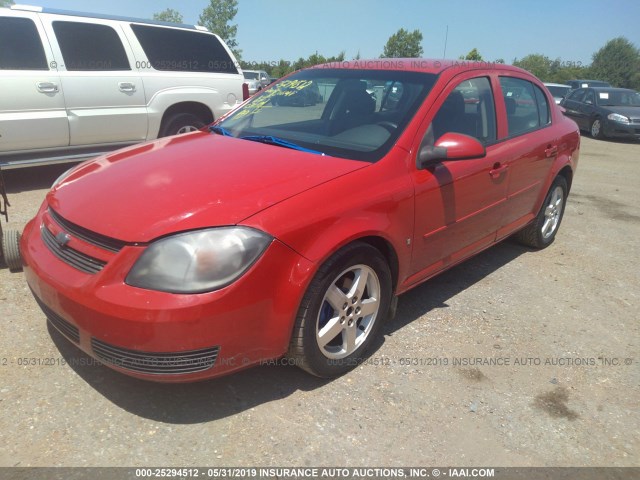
(597, 90), (640, 106)
(243, 71), (260, 80)
(547, 86), (570, 97)
(215, 68), (437, 162)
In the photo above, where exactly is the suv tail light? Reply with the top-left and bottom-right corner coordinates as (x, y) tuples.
(242, 83), (250, 101)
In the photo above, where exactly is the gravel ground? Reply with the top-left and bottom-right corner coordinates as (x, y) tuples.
(0, 136), (638, 468)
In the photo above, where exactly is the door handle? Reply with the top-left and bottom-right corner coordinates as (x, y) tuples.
(36, 82), (59, 93)
(489, 162), (509, 179)
(119, 82), (136, 92)
(545, 145), (558, 158)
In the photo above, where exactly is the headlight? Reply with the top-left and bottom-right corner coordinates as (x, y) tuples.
(607, 113), (630, 124)
(126, 227), (272, 293)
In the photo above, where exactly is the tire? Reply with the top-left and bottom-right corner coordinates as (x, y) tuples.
(288, 242), (392, 378)
(2, 229), (22, 272)
(159, 113), (206, 137)
(590, 118), (605, 140)
(515, 176), (568, 249)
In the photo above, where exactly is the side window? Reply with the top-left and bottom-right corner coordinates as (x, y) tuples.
(0, 17), (48, 70)
(583, 90), (595, 105)
(430, 77), (496, 144)
(500, 77), (548, 136)
(533, 84), (550, 126)
(130, 24), (239, 74)
(52, 21), (130, 71)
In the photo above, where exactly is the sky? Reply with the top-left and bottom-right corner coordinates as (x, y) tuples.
(30, 0), (640, 66)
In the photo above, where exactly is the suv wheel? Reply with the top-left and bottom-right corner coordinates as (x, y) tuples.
(160, 113), (207, 137)
(2, 229), (23, 272)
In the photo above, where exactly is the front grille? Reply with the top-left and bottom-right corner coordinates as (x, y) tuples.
(49, 208), (127, 253)
(91, 338), (220, 375)
(33, 295), (80, 344)
(41, 225), (106, 274)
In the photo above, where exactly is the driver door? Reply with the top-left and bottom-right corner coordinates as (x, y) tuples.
(408, 75), (509, 282)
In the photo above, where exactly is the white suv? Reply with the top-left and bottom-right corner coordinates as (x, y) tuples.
(0, 5), (247, 169)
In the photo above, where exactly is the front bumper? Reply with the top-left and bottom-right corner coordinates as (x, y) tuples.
(21, 207), (314, 382)
(603, 120), (640, 139)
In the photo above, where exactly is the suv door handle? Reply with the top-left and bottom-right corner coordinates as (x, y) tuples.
(36, 82), (59, 93)
(489, 162), (509, 179)
(119, 82), (136, 92)
(545, 145), (558, 158)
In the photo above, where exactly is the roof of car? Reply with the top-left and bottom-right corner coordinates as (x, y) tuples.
(312, 59), (529, 76)
(8, 4), (204, 31)
(588, 87), (637, 92)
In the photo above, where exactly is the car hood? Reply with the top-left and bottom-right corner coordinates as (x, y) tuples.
(48, 132), (366, 242)
(602, 106), (640, 119)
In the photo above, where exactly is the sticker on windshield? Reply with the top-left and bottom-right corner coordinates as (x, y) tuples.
(599, 93), (609, 99)
(581, 83), (589, 88)
(232, 79), (314, 120)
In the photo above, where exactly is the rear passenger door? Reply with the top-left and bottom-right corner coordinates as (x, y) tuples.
(497, 76), (555, 237)
(0, 12), (69, 152)
(41, 16), (148, 146)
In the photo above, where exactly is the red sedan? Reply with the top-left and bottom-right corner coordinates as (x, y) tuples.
(21, 60), (580, 382)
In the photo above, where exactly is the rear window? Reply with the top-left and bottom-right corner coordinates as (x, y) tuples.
(53, 21), (130, 71)
(0, 17), (48, 70)
(130, 24), (238, 74)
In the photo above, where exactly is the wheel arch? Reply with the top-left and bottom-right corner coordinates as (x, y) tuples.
(352, 235), (400, 294)
(557, 165), (574, 193)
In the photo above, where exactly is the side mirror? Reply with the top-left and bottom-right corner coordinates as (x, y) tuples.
(417, 132), (486, 169)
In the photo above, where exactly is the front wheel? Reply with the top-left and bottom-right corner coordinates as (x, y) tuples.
(288, 242), (392, 377)
(590, 118), (605, 139)
(515, 176), (568, 249)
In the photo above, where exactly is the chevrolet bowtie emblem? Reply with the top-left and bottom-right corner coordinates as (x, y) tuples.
(55, 232), (71, 247)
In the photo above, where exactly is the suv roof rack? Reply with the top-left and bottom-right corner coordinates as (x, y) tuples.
(10, 4), (207, 31)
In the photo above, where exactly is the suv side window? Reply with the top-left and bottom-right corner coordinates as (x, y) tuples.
(500, 77), (549, 136)
(52, 21), (130, 71)
(130, 24), (239, 74)
(0, 17), (48, 70)
(430, 77), (496, 144)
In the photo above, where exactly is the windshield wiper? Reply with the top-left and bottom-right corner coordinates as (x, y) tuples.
(209, 125), (235, 137)
(240, 135), (325, 156)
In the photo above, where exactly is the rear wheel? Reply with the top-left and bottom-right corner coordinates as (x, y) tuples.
(160, 113), (206, 137)
(515, 176), (568, 249)
(288, 242), (392, 377)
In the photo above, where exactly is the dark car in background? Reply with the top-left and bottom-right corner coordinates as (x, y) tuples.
(566, 79), (611, 90)
(560, 87), (640, 140)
